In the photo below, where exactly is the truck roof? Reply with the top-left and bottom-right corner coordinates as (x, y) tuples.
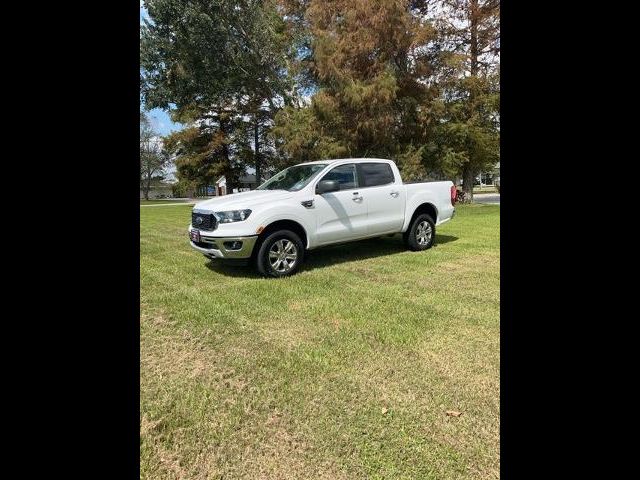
(300, 158), (393, 165)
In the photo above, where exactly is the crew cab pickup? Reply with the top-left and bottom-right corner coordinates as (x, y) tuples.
(189, 158), (456, 277)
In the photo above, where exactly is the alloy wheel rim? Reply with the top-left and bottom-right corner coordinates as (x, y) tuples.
(416, 221), (432, 246)
(269, 239), (298, 273)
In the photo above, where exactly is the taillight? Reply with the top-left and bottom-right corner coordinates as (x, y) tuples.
(450, 185), (457, 205)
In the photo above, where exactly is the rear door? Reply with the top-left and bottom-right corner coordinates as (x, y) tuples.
(314, 163), (368, 245)
(357, 162), (405, 235)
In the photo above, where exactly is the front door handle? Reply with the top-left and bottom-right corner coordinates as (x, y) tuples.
(352, 195), (363, 202)
(390, 191), (399, 197)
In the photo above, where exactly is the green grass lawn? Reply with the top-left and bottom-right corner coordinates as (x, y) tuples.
(140, 199), (194, 205)
(140, 204), (500, 479)
(472, 187), (498, 194)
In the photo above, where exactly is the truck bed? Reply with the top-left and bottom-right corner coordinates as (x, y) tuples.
(403, 180), (455, 226)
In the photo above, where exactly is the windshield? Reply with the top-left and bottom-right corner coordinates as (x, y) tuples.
(257, 164), (327, 192)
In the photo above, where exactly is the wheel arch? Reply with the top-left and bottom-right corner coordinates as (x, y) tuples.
(256, 219), (309, 251)
(404, 202), (438, 231)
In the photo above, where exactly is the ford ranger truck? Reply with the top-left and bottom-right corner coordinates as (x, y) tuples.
(189, 158), (456, 277)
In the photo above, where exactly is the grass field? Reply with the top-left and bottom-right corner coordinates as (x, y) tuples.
(472, 187), (498, 194)
(140, 199), (194, 205)
(140, 204), (500, 479)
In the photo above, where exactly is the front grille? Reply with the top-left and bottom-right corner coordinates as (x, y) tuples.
(191, 212), (217, 231)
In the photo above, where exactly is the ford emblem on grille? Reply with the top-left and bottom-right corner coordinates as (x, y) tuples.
(195, 216), (203, 225)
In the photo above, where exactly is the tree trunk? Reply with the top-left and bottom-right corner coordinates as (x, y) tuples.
(464, 0), (479, 205)
(219, 113), (235, 192)
(463, 166), (474, 202)
(144, 174), (151, 201)
(254, 116), (261, 186)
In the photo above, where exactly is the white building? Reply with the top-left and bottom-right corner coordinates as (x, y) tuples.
(210, 174), (260, 196)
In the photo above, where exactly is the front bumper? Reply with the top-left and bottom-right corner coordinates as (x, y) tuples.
(189, 231), (258, 259)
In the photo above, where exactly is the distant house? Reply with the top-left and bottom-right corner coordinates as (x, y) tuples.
(476, 162), (500, 186)
(456, 161), (500, 187)
(214, 176), (227, 196)
(212, 174), (259, 196)
(192, 173), (263, 197)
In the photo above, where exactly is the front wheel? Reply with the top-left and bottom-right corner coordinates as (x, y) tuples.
(255, 230), (305, 277)
(403, 214), (436, 251)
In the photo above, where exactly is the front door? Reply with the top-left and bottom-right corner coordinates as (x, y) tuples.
(314, 163), (368, 245)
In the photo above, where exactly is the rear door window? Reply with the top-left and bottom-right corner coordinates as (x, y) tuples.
(360, 162), (395, 187)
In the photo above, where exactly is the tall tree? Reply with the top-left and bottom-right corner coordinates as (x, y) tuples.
(141, 0), (298, 190)
(243, 107), (276, 184)
(162, 110), (246, 195)
(273, 0), (441, 176)
(140, 112), (172, 200)
(274, 0), (499, 193)
(425, 0), (500, 200)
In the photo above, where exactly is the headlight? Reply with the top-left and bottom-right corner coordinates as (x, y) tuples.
(215, 209), (252, 223)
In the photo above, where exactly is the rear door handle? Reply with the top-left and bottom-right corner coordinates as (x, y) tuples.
(390, 191), (399, 197)
(352, 192), (363, 202)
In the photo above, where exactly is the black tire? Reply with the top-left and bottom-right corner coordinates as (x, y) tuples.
(255, 230), (305, 277)
(403, 214), (436, 251)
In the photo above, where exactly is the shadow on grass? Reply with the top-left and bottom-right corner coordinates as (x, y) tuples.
(205, 261), (260, 278)
(205, 234), (459, 277)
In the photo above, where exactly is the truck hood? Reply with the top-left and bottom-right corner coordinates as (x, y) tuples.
(193, 189), (294, 211)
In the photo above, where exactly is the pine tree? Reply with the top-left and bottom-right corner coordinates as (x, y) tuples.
(162, 109), (249, 194)
(141, 0), (298, 190)
(426, 0), (500, 200)
(274, 0), (440, 172)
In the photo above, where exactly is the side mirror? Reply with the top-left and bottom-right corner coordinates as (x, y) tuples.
(316, 179), (340, 194)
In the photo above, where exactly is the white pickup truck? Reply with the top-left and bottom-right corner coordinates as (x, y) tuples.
(189, 158), (456, 277)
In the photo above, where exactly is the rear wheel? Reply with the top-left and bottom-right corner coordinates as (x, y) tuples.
(255, 230), (304, 277)
(403, 214), (435, 251)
